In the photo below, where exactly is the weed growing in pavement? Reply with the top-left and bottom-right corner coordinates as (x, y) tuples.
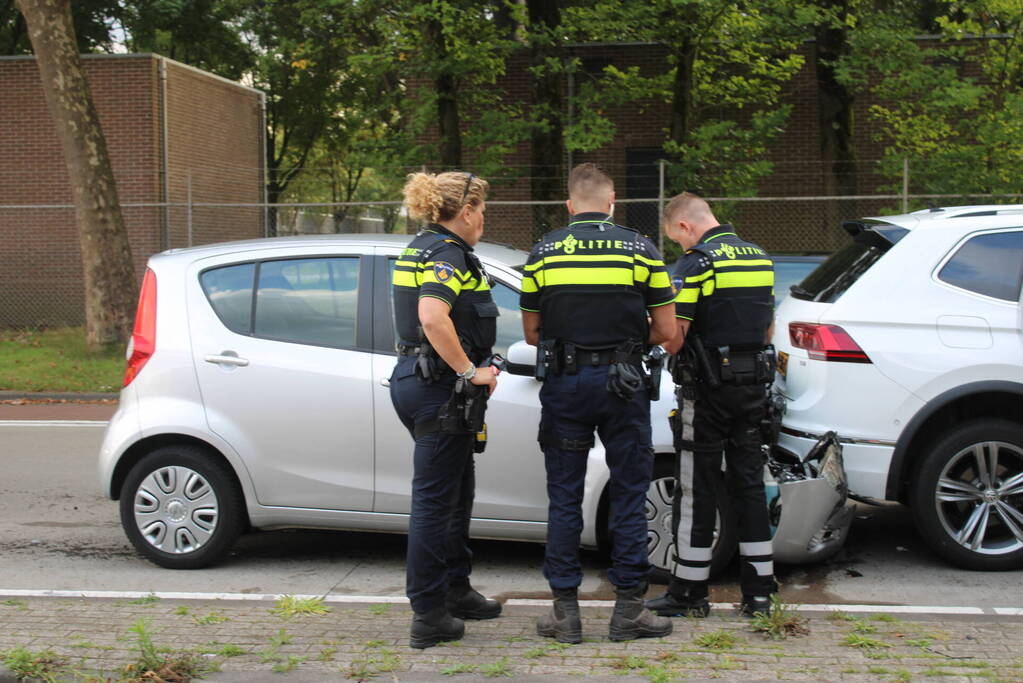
(693, 629), (741, 650)
(479, 656), (513, 678)
(197, 642), (246, 657)
(889, 670), (912, 682)
(1, 645), (66, 683)
(365, 639), (387, 648)
(120, 618), (210, 682)
(272, 594), (331, 619)
(864, 649), (894, 660)
(192, 610), (230, 625)
(1, 599), (27, 609)
(272, 654), (307, 673)
(368, 603), (390, 615)
(712, 655), (741, 671)
(128, 592), (160, 606)
(906, 637), (932, 649)
(345, 648), (400, 678)
(872, 613), (903, 624)
(841, 632), (893, 651)
(441, 662), (478, 675)
(318, 645), (338, 662)
(748, 595), (809, 640)
(522, 641), (571, 659)
(258, 628), (296, 666)
(610, 655), (648, 670)
(172, 605), (190, 616)
(849, 617), (878, 634)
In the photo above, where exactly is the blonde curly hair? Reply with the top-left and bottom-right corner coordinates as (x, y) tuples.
(403, 171), (489, 223)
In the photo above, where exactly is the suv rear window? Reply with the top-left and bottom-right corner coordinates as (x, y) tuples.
(938, 230), (1023, 301)
(790, 223), (906, 303)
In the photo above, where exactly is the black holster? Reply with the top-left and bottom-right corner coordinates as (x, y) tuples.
(644, 345), (666, 402)
(416, 378), (489, 452)
(606, 340), (645, 401)
(535, 339), (559, 381)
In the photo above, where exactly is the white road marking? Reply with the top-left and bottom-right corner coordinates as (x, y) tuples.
(0, 588), (999, 615)
(0, 421), (108, 427)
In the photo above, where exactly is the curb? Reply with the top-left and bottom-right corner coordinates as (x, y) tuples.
(0, 391), (118, 401)
(0, 664), (16, 683)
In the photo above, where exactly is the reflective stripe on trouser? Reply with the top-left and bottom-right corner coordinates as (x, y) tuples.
(671, 383), (777, 597)
(539, 365), (654, 590)
(390, 357), (476, 614)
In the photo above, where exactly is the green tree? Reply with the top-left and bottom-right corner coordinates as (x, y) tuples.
(844, 0), (1023, 195)
(563, 0), (807, 197)
(2, 0), (118, 54)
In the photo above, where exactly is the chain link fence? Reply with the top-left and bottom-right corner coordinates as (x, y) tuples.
(2, 167), (1021, 328)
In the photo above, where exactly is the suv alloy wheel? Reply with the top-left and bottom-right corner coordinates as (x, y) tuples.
(910, 419), (1023, 570)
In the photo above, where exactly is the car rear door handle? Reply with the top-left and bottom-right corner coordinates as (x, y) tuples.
(205, 353), (249, 367)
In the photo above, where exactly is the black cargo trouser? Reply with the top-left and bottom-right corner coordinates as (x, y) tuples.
(672, 382), (777, 598)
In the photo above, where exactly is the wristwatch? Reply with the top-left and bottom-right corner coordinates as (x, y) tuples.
(458, 364), (477, 381)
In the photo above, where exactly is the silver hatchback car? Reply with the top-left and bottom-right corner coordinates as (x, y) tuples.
(99, 234), (853, 575)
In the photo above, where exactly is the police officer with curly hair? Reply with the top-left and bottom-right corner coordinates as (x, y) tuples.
(520, 163), (677, 643)
(391, 171), (502, 649)
(647, 192), (778, 619)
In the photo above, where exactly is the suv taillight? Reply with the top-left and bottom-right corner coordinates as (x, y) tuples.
(124, 268), (157, 386)
(789, 322), (870, 363)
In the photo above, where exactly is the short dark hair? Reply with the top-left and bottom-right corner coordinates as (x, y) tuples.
(568, 163), (613, 202)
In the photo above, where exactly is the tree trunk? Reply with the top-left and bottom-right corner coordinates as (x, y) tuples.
(528, 0), (564, 239)
(814, 8), (857, 246)
(425, 18), (461, 168)
(16, 0), (137, 349)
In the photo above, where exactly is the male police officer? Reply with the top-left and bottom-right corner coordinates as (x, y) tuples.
(648, 192), (778, 618)
(520, 163), (677, 643)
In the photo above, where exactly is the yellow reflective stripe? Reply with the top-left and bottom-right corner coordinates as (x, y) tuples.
(715, 259), (772, 268)
(526, 254), (634, 270)
(702, 280), (716, 296)
(392, 271), (419, 287)
(633, 264), (650, 282)
(648, 298), (674, 308)
(395, 259), (420, 269)
(685, 270), (713, 283)
(422, 270), (462, 295)
(520, 306), (540, 312)
(649, 271), (671, 289)
(675, 288), (699, 304)
(716, 271), (773, 289)
(520, 276), (538, 293)
(542, 268), (633, 286)
(635, 254), (664, 267)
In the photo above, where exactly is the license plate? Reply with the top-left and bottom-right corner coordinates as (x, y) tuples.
(777, 351), (789, 379)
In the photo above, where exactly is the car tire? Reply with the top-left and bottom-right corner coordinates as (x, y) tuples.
(647, 457), (737, 584)
(119, 445), (245, 569)
(910, 419), (1023, 571)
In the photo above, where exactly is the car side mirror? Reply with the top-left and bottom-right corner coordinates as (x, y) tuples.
(506, 340), (536, 377)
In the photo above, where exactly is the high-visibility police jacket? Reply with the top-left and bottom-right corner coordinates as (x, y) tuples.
(673, 225), (774, 349)
(519, 212), (675, 347)
(392, 225), (498, 356)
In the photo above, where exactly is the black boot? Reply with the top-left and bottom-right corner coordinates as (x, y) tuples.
(446, 582), (502, 620)
(609, 583), (673, 642)
(409, 607), (464, 649)
(536, 588), (582, 644)
(645, 579), (711, 618)
(740, 594), (772, 618)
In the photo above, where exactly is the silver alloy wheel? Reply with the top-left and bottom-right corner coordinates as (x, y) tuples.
(646, 475), (720, 570)
(935, 440), (1023, 555)
(133, 465), (220, 555)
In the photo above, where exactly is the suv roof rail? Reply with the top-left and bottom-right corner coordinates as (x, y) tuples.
(908, 204), (1023, 219)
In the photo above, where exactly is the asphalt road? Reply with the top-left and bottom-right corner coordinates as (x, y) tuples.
(1, 423), (1021, 609)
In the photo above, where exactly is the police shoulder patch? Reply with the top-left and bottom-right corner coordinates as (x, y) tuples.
(433, 261), (456, 282)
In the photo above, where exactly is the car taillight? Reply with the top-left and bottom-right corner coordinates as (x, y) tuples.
(788, 322), (870, 363)
(124, 268), (157, 386)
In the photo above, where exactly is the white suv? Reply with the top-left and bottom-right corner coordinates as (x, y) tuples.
(773, 205), (1023, 570)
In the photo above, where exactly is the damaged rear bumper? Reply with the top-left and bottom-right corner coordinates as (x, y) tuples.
(768, 431), (856, 564)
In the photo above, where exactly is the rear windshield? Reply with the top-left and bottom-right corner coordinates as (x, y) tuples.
(790, 223), (907, 303)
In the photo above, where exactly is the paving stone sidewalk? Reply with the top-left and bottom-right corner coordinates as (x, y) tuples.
(1, 597), (1021, 682)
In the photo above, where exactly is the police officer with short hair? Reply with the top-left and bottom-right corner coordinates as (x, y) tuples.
(520, 163), (677, 643)
(391, 171), (502, 649)
(647, 192), (778, 619)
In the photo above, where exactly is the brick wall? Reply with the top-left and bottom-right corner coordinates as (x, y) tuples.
(0, 54), (263, 327)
